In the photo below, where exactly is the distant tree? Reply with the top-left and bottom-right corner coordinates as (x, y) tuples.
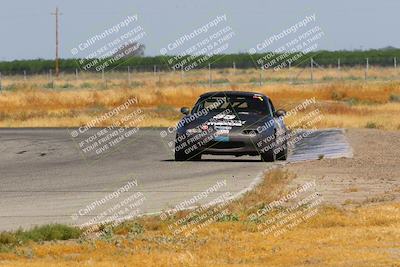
(380, 46), (398, 51)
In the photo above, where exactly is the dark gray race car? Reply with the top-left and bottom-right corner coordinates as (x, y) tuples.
(174, 91), (288, 162)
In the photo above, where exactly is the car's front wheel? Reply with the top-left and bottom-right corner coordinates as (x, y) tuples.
(260, 149), (276, 162)
(175, 150), (202, 161)
(276, 140), (288, 161)
(174, 150), (186, 161)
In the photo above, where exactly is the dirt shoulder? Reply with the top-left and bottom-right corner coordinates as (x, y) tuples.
(287, 128), (400, 206)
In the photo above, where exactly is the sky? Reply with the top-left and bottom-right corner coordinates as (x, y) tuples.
(0, 0), (399, 61)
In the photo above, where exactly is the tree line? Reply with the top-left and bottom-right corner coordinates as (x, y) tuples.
(0, 49), (399, 75)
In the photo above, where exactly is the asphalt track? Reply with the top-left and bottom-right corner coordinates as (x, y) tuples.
(0, 128), (352, 231)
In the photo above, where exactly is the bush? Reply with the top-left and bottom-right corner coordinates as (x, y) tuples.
(389, 94), (400, 102)
(0, 224), (81, 249)
(114, 221), (145, 236)
(80, 82), (92, 88)
(366, 122), (378, 129)
(4, 83), (17, 91)
(43, 82), (54, 89)
(218, 213), (240, 222)
(0, 232), (17, 246)
(331, 90), (345, 101)
(16, 224), (81, 243)
(60, 83), (74, 89)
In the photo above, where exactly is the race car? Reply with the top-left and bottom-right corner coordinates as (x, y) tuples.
(174, 91), (288, 162)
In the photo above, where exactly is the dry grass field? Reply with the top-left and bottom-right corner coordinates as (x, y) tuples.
(0, 169), (399, 267)
(0, 67), (400, 129)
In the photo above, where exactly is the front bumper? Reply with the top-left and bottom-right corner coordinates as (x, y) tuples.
(177, 129), (274, 156)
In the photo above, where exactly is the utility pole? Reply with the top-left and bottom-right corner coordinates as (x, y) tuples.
(51, 7), (62, 77)
(310, 58), (314, 82)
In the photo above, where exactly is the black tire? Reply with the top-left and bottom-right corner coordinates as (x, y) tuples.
(174, 150), (188, 161)
(260, 149), (276, 162)
(174, 150), (202, 161)
(174, 134), (189, 161)
(189, 153), (202, 161)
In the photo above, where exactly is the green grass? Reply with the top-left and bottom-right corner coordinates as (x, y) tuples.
(0, 224), (81, 252)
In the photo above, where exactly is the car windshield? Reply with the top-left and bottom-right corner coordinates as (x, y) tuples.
(192, 95), (269, 115)
(193, 95), (269, 114)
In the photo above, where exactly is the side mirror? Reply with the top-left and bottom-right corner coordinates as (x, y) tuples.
(275, 109), (286, 117)
(180, 107), (190, 115)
